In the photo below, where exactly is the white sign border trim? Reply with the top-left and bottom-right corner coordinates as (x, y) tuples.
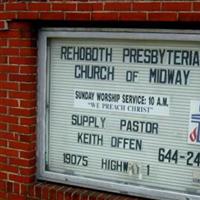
(37, 28), (200, 200)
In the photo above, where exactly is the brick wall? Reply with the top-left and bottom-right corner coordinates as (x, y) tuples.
(0, 1), (200, 200)
(0, 21), (37, 200)
(1, 1), (200, 24)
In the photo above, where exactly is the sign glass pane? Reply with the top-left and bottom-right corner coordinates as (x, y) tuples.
(46, 37), (200, 196)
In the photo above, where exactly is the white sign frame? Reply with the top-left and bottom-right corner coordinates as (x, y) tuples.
(37, 28), (200, 200)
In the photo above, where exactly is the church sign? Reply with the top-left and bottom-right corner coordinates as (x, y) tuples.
(37, 29), (200, 200)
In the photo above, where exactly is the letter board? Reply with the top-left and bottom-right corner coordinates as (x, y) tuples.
(37, 29), (200, 200)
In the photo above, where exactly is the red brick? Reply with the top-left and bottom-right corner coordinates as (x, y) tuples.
(29, 3), (51, 11)
(0, 163), (18, 173)
(0, 124), (6, 131)
(0, 65), (19, 73)
(65, 13), (91, 20)
(0, 115), (18, 124)
(35, 184), (44, 199)
(0, 140), (6, 149)
(9, 74), (36, 82)
(0, 106), (6, 114)
(50, 0), (69, 1)
(19, 167), (36, 176)
(6, 3), (27, 11)
(52, 3), (76, 11)
(0, 48), (19, 56)
(13, 182), (20, 193)
(0, 73), (7, 81)
(0, 147), (18, 157)
(20, 151), (35, 159)
(8, 193), (26, 200)
(194, 2), (200, 11)
(41, 184), (54, 200)
(49, 187), (58, 200)
(20, 83), (36, 91)
(95, 192), (114, 200)
(0, 107), (6, 115)
(9, 91), (35, 100)
(0, 56), (7, 64)
(119, 12), (146, 21)
(0, 181), (6, 191)
(0, 73), (7, 80)
(9, 57), (36, 65)
(22, 31), (36, 39)
(148, 12), (177, 22)
(22, 31), (36, 40)
(40, 12), (65, 20)
(0, 39), (7, 47)
(77, 3), (103, 11)
(0, 132), (17, 140)
(0, 82), (18, 90)
(0, 30), (21, 38)
(72, 189), (82, 200)
(92, 12), (118, 21)
(179, 13), (200, 21)
(9, 141), (35, 151)
(9, 124), (35, 134)
(0, 12), (16, 20)
(20, 66), (36, 74)
(20, 48), (37, 56)
(65, 188), (76, 200)
(133, 2), (161, 11)
(6, 181), (13, 193)
(8, 22), (32, 30)
(0, 21), (6, 29)
(0, 191), (7, 199)
(17, 12), (39, 20)
(9, 157), (35, 167)
(20, 184), (28, 195)
(0, 4), (4, 11)
(0, 172), (7, 180)
(87, 191), (100, 200)
(0, 156), (7, 164)
(9, 174), (35, 184)
(28, 185), (35, 197)
(9, 39), (36, 47)
(96, 193), (109, 200)
(19, 134), (36, 142)
(0, 91), (6, 97)
(20, 100), (36, 108)
(162, 2), (191, 11)
(0, 74), (7, 80)
(0, 139), (6, 146)
(104, 2), (131, 11)
(0, 98), (18, 107)
(56, 187), (65, 200)
(9, 108), (35, 116)
(20, 117), (36, 125)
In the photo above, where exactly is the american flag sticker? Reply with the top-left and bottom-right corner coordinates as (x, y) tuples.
(188, 101), (200, 145)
